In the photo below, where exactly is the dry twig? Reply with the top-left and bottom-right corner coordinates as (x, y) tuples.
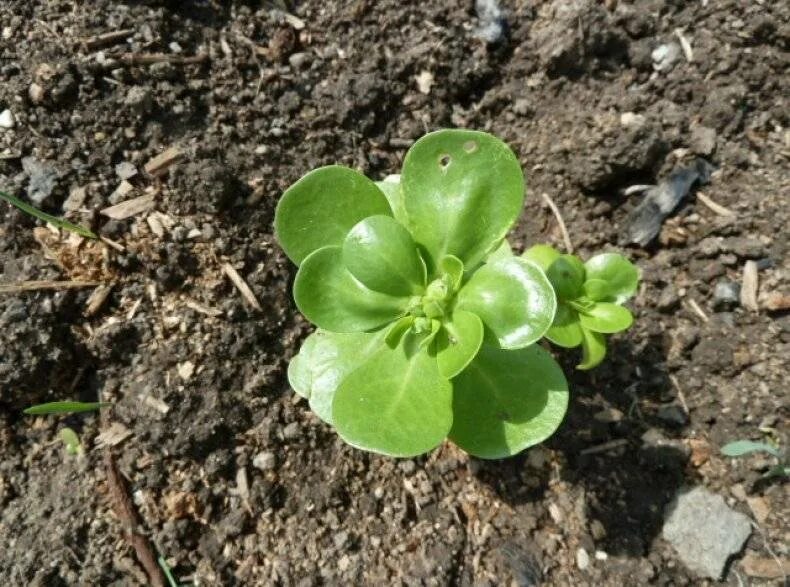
(222, 263), (263, 311)
(697, 192), (735, 217)
(81, 29), (135, 50)
(0, 280), (102, 293)
(540, 192), (573, 253)
(741, 261), (759, 312)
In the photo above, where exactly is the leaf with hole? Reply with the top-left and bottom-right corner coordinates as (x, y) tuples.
(275, 166), (392, 265)
(456, 257), (556, 349)
(401, 129), (524, 274)
(449, 344), (568, 459)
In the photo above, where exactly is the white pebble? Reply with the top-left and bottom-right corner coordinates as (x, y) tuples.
(0, 109), (15, 129)
(576, 547), (590, 570)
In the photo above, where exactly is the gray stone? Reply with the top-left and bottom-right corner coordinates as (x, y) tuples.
(115, 161), (137, 180)
(663, 486), (751, 579)
(690, 125), (717, 156)
(713, 280), (740, 310)
(21, 156), (58, 204)
(252, 451), (276, 471)
(282, 422), (300, 440)
(652, 43), (681, 72)
(124, 86), (153, 114)
(0, 108), (15, 129)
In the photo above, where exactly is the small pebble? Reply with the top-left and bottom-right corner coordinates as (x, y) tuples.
(252, 451), (276, 471)
(282, 422), (300, 440)
(576, 547), (590, 570)
(115, 161), (137, 180)
(0, 109), (15, 129)
(713, 280), (740, 310)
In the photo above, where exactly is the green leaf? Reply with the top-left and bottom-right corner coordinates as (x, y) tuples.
(275, 166), (392, 265)
(457, 257), (556, 349)
(375, 175), (408, 226)
(24, 401), (111, 415)
(342, 215), (426, 296)
(522, 244), (560, 272)
(0, 190), (97, 239)
(385, 315), (415, 348)
(578, 302), (633, 334)
(287, 329), (387, 424)
(577, 327), (606, 370)
(449, 344), (569, 459)
(721, 440), (782, 458)
(60, 427), (82, 455)
(487, 238), (514, 262)
(294, 246), (408, 332)
(584, 253), (639, 304)
(401, 129), (525, 274)
(582, 278), (613, 302)
(546, 255), (585, 300)
(545, 302), (583, 348)
(440, 255), (464, 290)
(436, 310), (484, 379)
(332, 344), (453, 457)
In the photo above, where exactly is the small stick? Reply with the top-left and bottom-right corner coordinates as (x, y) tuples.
(222, 263), (263, 311)
(540, 192), (573, 253)
(185, 299), (223, 317)
(85, 284), (113, 317)
(685, 298), (709, 323)
(81, 29), (135, 50)
(669, 374), (690, 415)
(697, 192), (735, 217)
(674, 28), (694, 62)
(580, 438), (628, 456)
(144, 146), (183, 176)
(0, 280), (102, 293)
(100, 194), (156, 220)
(104, 451), (165, 587)
(120, 53), (208, 66)
(740, 261), (759, 312)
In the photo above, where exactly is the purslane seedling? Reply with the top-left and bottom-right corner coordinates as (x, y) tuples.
(276, 129), (639, 459)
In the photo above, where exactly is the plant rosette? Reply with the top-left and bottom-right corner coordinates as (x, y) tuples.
(523, 244), (639, 370)
(276, 129), (569, 459)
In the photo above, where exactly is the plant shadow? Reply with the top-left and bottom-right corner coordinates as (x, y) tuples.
(472, 332), (692, 557)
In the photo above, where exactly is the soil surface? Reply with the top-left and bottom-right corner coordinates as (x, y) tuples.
(1, 0), (788, 585)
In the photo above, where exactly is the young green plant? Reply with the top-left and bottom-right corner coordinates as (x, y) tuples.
(523, 245), (638, 370)
(722, 440), (788, 479)
(276, 129), (636, 459)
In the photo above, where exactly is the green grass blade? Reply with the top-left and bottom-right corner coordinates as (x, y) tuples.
(23, 401), (111, 415)
(0, 190), (97, 239)
(158, 556), (181, 587)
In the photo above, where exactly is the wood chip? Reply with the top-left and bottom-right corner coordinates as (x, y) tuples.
(685, 298), (709, 322)
(222, 263), (262, 311)
(177, 361), (195, 381)
(762, 292), (790, 312)
(540, 192), (573, 253)
(95, 421), (133, 447)
(85, 284), (113, 317)
(580, 438), (629, 455)
(674, 28), (693, 62)
(280, 12), (306, 30)
(185, 299), (223, 317)
(142, 395), (169, 414)
(101, 193), (156, 220)
(740, 261), (759, 312)
(100, 235), (126, 252)
(741, 552), (790, 579)
(0, 280), (102, 293)
(110, 180), (135, 202)
(81, 29), (135, 50)
(144, 146), (183, 176)
(697, 192), (735, 217)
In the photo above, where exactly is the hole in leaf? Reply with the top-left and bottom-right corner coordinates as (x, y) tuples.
(439, 154), (451, 168)
(463, 140), (477, 153)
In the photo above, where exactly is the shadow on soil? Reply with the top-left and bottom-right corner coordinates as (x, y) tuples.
(474, 334), (690, 557)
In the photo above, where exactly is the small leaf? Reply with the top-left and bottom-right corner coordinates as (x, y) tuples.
(386, 315), (415, 348)
(0, 190), (98, 239)
(546, 255), (585, 300)
(375, 175), (408, 225)
(721, 440), (782, 458)
(294, 246), (408, 332)
(401, 129), (525, 274)
(332, 344), (453, 457)
(522, 244), (561, 272)
(291, 329), (387, 424)
(487, 238), (514, 262)
(578, 302), (633, 333)
(577, 327), (606, 370)
(60, 427), (82, 455)
(457, 257), (556, 349)
(440, 255), (464, 290)
(342, 215), (426, 296)
(584, 253), (639, 304)
(24, 401), (111, 415)
(275, 166), (392, 265)
(436, 310), (484, 379)
(449, 344), (569, 459)
(287, 352), (311, 400)
(582, 278), (613, 302)
(545, 302), (584, 348)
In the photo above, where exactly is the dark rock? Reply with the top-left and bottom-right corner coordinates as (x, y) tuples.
(713, 280), (740, 310)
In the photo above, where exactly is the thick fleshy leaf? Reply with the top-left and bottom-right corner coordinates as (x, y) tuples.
(449, 344), (569, 459)
(436, 310), (484, 379)
(584, 253), (639, 304)
(342, 215), (426, 296)
(440, 255), (464, 290)
(275, 166), (392, 265)
(578, 302), (633, 333)
(578, 327), (606, 370)
(401, 129), (525, 274)
(287, 329), (386, 424)
(456, 257), (556, 349)
(582, 278), (613, 302)
(545, 303), (584, 348)
(332, 343), (453, 457)
(546, 255), (585, 300)
(385, 315), (415, 348)
(294, 246), (408, 332)
(375, 175), (408, 225)
(721, 440), (782, 458)
(487, 238), (514, 262)
(522, 244), (560, 271)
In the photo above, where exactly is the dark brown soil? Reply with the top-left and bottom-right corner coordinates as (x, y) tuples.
(1, 1), (788, 585)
